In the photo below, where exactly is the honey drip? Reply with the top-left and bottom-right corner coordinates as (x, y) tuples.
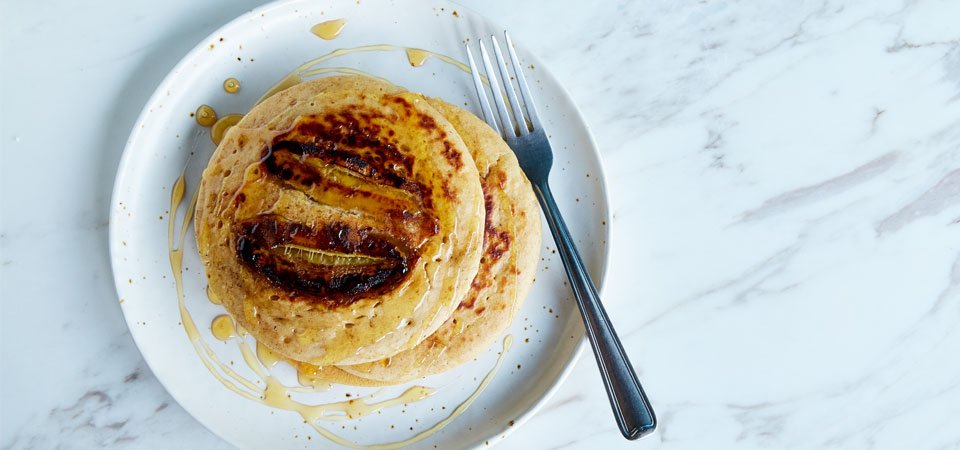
(297, 365), (334, 391)
(310, 19), (347, 40)
(210, 113), (243, 145)
(405, 48), (431, 67)
(256, 341), (282, 369)
(256, 72), (303, 105)
(206, 285), (222, 305)
(168, 175), (262, 401)
(256, 45), (484, 105)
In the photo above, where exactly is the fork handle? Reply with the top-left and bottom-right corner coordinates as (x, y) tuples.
(533, 181), (657, 440)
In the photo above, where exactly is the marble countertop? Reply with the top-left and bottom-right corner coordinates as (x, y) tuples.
(4, 0), (960, 448)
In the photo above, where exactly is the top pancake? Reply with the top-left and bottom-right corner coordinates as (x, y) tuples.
(194, 76), (485, 366)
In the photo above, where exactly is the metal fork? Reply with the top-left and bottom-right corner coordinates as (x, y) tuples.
(465, 32), (657, 440)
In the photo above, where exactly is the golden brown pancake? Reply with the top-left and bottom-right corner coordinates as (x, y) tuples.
(194, 76), (485, 366)
(332, 98), (541, 384)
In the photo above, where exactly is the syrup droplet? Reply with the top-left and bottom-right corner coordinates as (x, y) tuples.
(195, 105), (217, 127)
(206, 285), (222, 305)
(223, 77), (241, 94)
(211, 314), (236, 341)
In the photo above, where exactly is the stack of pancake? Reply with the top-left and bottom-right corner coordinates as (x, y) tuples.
(195, 75), (540, 386)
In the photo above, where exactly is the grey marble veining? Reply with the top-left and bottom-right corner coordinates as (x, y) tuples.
(3, 0), (960, 448)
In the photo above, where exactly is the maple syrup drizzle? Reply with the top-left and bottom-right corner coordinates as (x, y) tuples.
(257, 44), (484, 105)
(166, 30), (514, 445)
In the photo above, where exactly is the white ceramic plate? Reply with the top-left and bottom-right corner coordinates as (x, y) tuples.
(109, 1), (610, 448)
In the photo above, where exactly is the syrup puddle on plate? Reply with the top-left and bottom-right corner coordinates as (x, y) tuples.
(311, 18), (347, 40)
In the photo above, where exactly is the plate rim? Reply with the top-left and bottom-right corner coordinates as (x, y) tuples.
(107, 0), (612, 448)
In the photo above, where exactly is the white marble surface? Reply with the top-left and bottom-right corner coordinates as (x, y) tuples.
(3, 0), (960, 448)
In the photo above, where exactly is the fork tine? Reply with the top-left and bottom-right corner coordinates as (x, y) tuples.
(504, 31), (542, 130)
(479, 40), (516, 137)
(490, 36), (529, 136)
(465, 44), (500, 136)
